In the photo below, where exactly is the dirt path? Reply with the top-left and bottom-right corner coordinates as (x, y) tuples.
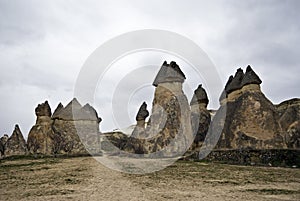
(0, 156), (299, 201)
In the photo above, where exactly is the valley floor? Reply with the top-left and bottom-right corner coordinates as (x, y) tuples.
(0, 156), (299, 201)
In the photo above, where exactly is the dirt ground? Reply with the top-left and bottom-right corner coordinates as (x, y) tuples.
(0, 156), (299, 201)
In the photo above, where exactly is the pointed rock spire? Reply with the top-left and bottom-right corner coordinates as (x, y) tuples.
(190, 84), (209, 107)
(5, 124), (27, 156)
(81, 103), (102, 122)
(226, 68), (244, 93)
(153, 61), (186, 87)
(52, 103), (64, 119)
(35, 100), (51, 117)
(241, 65), (262, 86)
(57, 98), (82, 120)
(136, 102), (149, 121)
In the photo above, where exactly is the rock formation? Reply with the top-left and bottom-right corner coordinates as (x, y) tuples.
(285, 121), (300, 148)
(51, 99), (101, 155)
(276, 98), (300, 148)
(106, 61), (193, 156)
(0, 134), (8, 157)
(214, 66), (285, 150)
(131, 102), (149, 138)
(5, 125), (27, 156)
(27, 101), (54, 154)
(190, 84), (211, 147)
(27, 98), (101, 155)
(141, 61), (192, 156)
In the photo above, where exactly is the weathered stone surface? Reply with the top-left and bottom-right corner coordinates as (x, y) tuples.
(27, 102), (54, 155)
(241, 65), (262, 86)
(0, 134), (9, 157)
(135, 102), (149, 122)
(54, 98), (82, 121)
(131, 102), (149, 139)
(190, 84), (209, 107)
(213, 67), (285, 150)
(190, 85), (211, 149)
(277, 98), (300, 131)
(28, 99), (101, 155)
(226, 68), (244, 93)
(153, 61), (186, 87)
(110, 61), (193, 157)
(52, 103), (64, 119)
(35, 101), (51, 117)
(145, 82), (193, 156)
(285, 121), (300, 148)
(5, 125), (27, 156)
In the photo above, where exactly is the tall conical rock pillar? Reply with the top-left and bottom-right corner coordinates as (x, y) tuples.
(146, 61), (193, 156)
(190, 85), (211, 147)
(27, 101), (54, 154)
(5, 124), (27, 156)
(131, 102), (149, 138)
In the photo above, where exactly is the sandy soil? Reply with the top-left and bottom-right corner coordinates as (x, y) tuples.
(0, 156), (299, 201)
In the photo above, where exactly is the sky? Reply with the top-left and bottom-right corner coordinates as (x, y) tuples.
(0, 0), (299, 137)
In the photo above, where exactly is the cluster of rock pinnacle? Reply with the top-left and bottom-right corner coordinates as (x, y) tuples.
(1, 61), (299, 159)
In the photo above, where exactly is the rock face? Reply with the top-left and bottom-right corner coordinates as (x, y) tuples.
(190, 85), (211, 148)
(277, 98), (300, 128)
(0, 134), (9, 157)
(5, 125), (27, 156)
(27, 99), (101, 155)
(276, 98), (300, 148)
(214, 66), (285, 150)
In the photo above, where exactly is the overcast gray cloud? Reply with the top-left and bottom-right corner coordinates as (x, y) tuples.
(0, 0), (299, 137)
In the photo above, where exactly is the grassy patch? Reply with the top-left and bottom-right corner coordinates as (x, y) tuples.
(244, 188), (300, 195)
(0, 158), (60, 170)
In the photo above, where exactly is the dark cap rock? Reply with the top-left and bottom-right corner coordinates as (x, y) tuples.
(190, 84), (209, 106)
(225, 68), (244, 93)
(136, 102), (149, 121)
(241, 65), (262, 86)
(153, 61), (186, 87)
